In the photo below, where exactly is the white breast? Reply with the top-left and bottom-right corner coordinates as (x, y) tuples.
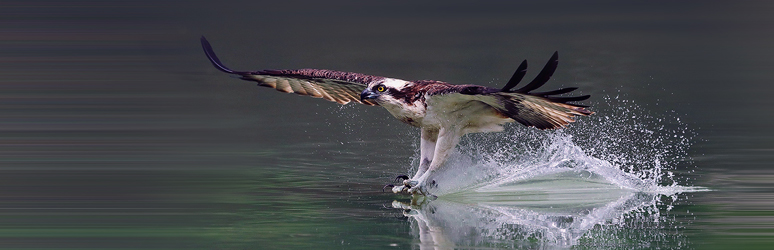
(423, 94), (513, 134)
(382, 99), (426, 127)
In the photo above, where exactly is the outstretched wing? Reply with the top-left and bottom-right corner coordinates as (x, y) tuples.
(432, 51), (592, 130)
(201, 36), (381, 105)
(432, 87), (592, 130)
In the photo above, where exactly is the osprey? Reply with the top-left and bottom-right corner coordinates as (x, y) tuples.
(201, 37), (593, 196)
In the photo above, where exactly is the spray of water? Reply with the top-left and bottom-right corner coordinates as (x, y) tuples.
(392, 96), (708, 248)
(415, 96), (707, 196)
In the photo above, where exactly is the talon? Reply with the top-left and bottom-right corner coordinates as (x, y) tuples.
(392, 185), (408, 193)
(394, 175), (410, 182)
(382, 184), (395, 192)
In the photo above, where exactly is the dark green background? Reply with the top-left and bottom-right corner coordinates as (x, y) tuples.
(2, 0), (772, 249)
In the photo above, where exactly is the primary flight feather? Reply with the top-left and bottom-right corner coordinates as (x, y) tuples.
(201, 36), (593, 196)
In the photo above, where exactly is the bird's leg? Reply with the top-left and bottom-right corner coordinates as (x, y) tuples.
(390, 128), (437, 194)
(413, 128), (438, 180)
(408, 127), (460, 196)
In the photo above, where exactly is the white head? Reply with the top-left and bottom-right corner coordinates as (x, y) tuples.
(359, 78), (415, 106)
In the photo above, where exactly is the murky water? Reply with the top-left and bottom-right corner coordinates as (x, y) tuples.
(3, 1), (774, 249)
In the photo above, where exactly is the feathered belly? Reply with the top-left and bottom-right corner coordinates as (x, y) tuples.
(424, 100), (513, 134)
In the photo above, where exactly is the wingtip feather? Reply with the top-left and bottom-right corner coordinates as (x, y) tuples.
(201, 36), (244, 74)
(548, 95), (591, 103)
(513, 51), (559, 93)
(501, 60), (528, 92)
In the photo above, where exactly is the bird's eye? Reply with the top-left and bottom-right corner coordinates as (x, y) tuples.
(376, 85), (386, 92)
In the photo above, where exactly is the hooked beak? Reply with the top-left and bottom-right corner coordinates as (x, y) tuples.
(360, 89), (378, 102)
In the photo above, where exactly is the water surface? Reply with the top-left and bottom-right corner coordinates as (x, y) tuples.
(2, 0), (773, 249)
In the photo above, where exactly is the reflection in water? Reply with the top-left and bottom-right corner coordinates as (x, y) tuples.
(391, 176), (697, 249)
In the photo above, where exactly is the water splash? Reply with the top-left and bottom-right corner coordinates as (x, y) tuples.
(417, 96), (708, 196)
(392, 97), (709, 248)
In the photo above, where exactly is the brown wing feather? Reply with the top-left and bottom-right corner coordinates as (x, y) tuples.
(201, 36), (380, 106)
(472, 51), (592, 129)
(494, 92), (593, 129)
(242, 71), (380, 105)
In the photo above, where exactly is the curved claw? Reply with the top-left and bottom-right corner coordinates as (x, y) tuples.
(382, 184), (395, 192)
(394, 175), (410, 182)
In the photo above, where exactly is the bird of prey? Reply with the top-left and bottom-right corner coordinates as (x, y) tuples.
(201, 37), (593, 196)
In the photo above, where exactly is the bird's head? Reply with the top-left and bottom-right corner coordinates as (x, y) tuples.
(360, 78), (414, 105)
